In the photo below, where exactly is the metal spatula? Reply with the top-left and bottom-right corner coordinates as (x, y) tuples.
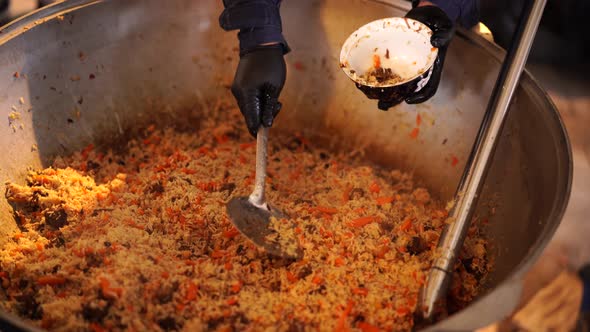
(226, 126), (303, 260)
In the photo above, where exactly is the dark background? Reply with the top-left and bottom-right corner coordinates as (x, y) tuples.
(480, 0), (590, 66)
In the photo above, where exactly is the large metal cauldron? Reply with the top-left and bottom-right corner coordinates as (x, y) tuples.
(0, 0), (572, 331)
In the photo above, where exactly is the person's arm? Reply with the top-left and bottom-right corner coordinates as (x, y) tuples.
(418, 0), (480, 29)
(219, 0), (289, 138)
(219, 0), (290, 56)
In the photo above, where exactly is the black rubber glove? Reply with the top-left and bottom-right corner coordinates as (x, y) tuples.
(231, 45), (286, 138)
(377, 5), (455, 110)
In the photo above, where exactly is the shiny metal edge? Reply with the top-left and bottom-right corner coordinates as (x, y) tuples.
(0, 0), (103, 43)
(457, 19), (574, 283)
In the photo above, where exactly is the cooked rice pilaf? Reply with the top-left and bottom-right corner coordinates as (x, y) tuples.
(2, 107), (492, 331)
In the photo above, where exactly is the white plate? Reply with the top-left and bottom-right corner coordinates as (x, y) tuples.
(340, 17), (438, 88)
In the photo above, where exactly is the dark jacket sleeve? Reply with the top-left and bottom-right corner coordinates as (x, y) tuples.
(219, 0), (290, 56)
(427, 0), (480, 28)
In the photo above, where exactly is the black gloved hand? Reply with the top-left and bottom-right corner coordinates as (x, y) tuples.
(231, 45), (286, 138)
(405, 5), (454, 103)
(378, 4), (455, 110)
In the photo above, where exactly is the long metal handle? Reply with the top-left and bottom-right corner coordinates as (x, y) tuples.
(248, 126), (269, 209)
(417, 0), (547, 321)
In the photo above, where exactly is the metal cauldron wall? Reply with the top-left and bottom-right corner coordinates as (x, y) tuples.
(0, 0), (571, 331)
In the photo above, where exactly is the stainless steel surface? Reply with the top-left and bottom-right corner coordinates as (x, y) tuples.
(0, 0), (572, 331)
(249, 127), (269, 209)
(418, 0), (548, 321)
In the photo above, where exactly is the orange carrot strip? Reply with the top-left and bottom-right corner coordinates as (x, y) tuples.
(231, 281), (242, 293)
(185, 282), (198, 302)
(239, 142), (256, 150)
(369, 182), (380, 194)
(353, 207), (367, 214)
(400, 218), (412, 232)
(336, 300), (354, 332)
(223, 228), (240, 239)
(358, 322), (380, 332)
(319, 227), (333, 238)
(89, 323), (106, 332)
(99, 277), (122, 299)
(99, 277), (110, 290)
(101, 287), (121, 299)
(352, 287), (368, 296)
(374, 245), (389, 259)
(96, 192), (108, 201)
(416, 114), (422, 127)
(312, 275), (323, 285)
(37, 276), (66, 286)
(181, 168), (197, 175)
(373, 54), (381, 69)
(342, 185), (353, 203)
(211, 250), (226, 258)
(226, 297), (238, 305)
(396, 307), (411, 316)
(286, 271), (298, 283)
(215, 135), (229, 144)
(81, 143), (94, 159)
(375, 196), (395, 205)
(348, 216), (379, 228)
(126, 219), (144, 230)
(410, 127), (420, 139)
(334, 257), (345, 267)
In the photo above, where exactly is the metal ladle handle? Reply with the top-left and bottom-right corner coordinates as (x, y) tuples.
(417, 0), (547, 321)
(248, 126), (269, 210)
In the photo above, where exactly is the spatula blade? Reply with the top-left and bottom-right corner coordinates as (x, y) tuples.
(226, 196), (303, 260)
